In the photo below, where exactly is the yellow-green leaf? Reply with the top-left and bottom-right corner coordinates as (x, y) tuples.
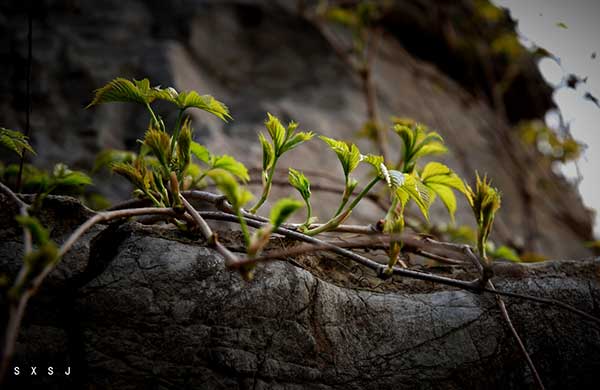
(208, 168), (253, 210)
(210, 155), (249, 182)
(0, 128), (35, 157)
(265, 113), (286, 153)
(87, 77), (155, 107)
(269, 198), (303, 230)
(258, 132), (274, 171)
(288, 168), (311, 201)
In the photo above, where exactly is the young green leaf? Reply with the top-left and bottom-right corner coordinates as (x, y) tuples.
(420, 162), (467, 220)
(155, 89), (231, 122)
(209, 155), (249, 182)
(394, 173), (431, 221)
(288, 168), (311, 201)
(490, 245), (520, 262)
(51, 163), (93, 188)
(0, 127), (35, 157)
(87, 77), (156, 107)
(93, 149), (137, 173)
(280, 130), (314, 155)
(258, 132), (274, 172)
(143, 127), (171, 167)
(190, 142), (211, 163)
(265, 113), (287, 153)
(208, 169), (253, 210)
(176, 118), (193, 172)
(465, 173), (502, 258)
(361, 154), (385, 178)
(269, 198), (303, 230)
(23, 242), (60, 271)
(392, 121), (447, 172)
(319, 136), (361, 179)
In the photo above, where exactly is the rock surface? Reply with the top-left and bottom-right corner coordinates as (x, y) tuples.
(1, 196), (599, 389)
(0, 2), (594, 267)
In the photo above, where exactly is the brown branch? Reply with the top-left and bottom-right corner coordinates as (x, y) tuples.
(489, 280), (545, 390)
(182, 205), (600, 326)
(195, 210), (483, 291)
(179, 194), (240, 267)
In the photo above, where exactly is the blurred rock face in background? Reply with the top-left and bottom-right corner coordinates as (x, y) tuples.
(0, 0), (594, 258)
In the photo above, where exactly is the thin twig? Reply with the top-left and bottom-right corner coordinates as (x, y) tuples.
(189, 208), (600, 325)
(196, 210), (483, 291)
(489, 281), (545, 389)
(179, 194), (240, 267)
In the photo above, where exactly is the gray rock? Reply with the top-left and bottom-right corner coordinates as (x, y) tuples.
(1, 196), (599, 389)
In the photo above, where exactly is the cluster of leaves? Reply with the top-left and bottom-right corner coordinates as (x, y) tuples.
(88, 78), (247, 209)
(251, 113), (313, 213)
(319, 0), (384, 56)
(0, 127), (35, 157)
(0, 127), (94, 207)
(1, 76), (512, 283)
(519, 120), (581, 163)
(87, 79), (307, 280)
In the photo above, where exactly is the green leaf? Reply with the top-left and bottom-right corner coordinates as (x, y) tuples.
(385, 169), (406, 189)
(392, 122), (447, 172)
(0, 128), (35, 157)
(112, 161), (146, 192)
(93, 149), (136, 173)
(269, 198), (303, 230)
(258, 132), (274, 171)
(143, 127), (171, 167)
(288, 168), (311, 201)
(190, 141), (211, 163)
(362, 154), (385, 178)
(465, 173), (502, 246)
(319, 136), (361, 178)
(170, 91), (232, 122)
(210, 155), (249, 182)
(420, 162), (467, 220)
(87, 77), (155, 107)
(394, 174), (431, 220)
(49, 163), (92, 188)
(265, 113), (286, 153)
(280, 131), (314, 154)
(208, 168), (253, 210)
(324, 6), (360, 28)
(15, 215), (50, 246)
(427, 183), (457, 217)
(176, 118), (193, 172)
(490, 245), (520, 262)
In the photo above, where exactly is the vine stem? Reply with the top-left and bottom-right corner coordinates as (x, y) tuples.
(472, 237), (544, 390)
(249, 162), (276, 214)
(179, 194), (241, 266)
(305, 177), (380, 235)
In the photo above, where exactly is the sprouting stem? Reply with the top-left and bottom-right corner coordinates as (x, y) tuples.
(249, 161), (277, 214)
(170, 108), (185, 157)
(305, 177), (379, 235)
